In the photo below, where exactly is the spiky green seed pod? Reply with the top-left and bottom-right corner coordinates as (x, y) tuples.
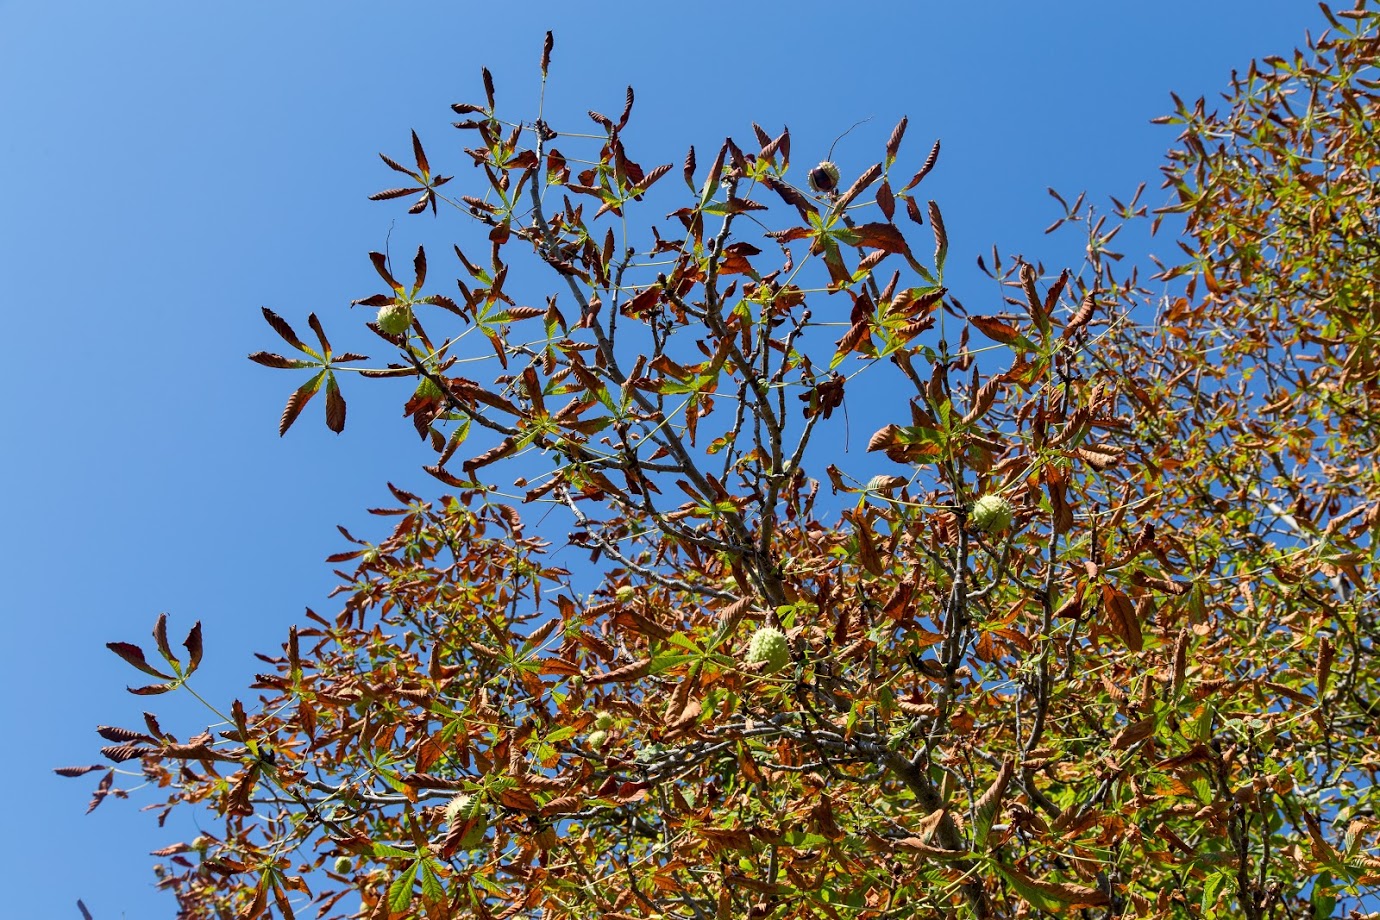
(746, 626), (791, 673)
(808, 161), (841, 193)
(333, 856), (353, 874)
(444, 793), (489, 849)
(594, 711), (615, 730)
(970, 494), (1014, 533)
(586, 729), (608, 751)
(615, 585), (636, 604)
(376, 303), (413, 335)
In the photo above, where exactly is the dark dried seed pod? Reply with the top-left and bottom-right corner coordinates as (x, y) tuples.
(808, 161), (840, 193)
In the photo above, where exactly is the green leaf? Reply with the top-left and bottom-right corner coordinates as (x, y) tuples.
(372, 842), (418, 860)
(666, 633), (703, 654)
(650, 652), (697, 674)
(419, 860), (447, 903)
(1310, 872), (1336, 919)
(545, 725), (578, 743)
(388, 861), (419, 913)
(1203, 869), (1230, 914)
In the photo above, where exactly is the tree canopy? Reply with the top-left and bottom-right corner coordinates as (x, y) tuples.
(64, 7), (1380, 918)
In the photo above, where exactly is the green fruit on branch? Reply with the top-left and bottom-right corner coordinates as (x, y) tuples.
(615, 585), (636, 604)
(376, 303), (414, 335)
(444, 793), (490, 849)
(594, 711), (615, 730)
(745, 626), (791, 673)
(333, 856), (353, 874)
(970, 494), (1014, 533)
(586, 729), (608, 751)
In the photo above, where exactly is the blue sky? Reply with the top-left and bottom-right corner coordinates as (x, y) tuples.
(0, 2), (1324, 915)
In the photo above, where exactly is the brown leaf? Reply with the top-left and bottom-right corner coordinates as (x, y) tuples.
(54, 764), (105, 777)
(634, 163), (672, 195)
(586, 658), (652, 685)
(962, 378), (999, 425)
(368, 186), (424, 201)
(127, 681), (178, 696)
(106, 641), (173, 680)
(279, 372), (324, 437)
(1002, 866), (1110, 909)
(885, 115), (908, 162)
(1075, 446), (1121, 469)
(1303, 810), (1339, 864)
(867, 424), (901, 453)
(973, 759), (1014, 848)
(969, 315), (1022, 346)
(540, 31), (553, 76)
(368, 251), (401, 292)
(834, 319), (871, 361)
(904, 195), (924, 226)
(97, 725), (155, 743)
(876, 180), (895, 222)
(86, 769), (115, 813)
(851, 222), (909, 253)
(1102, 586), (1143, 651)
(719, 596), (752, 629)
(411, 245), (427, 293)
(905, 139), (941, 190)
(152, 612), (174, 666)
(927, 199), (947, 267)
(1064, 289), (1097, 338)
(102, 742), (155, 763)
(1110, 715), (1155, 751)
(378, 152), (418, 178)
(261, 307), (306, 352)
(1317, 636), (1334, 696)
(761, 175), (817, 217)
(1047, 472), (1074, 534)
(873, 835), (965, 859)
(462, 437), (518, 475)
(410, 130), (430, 177)
(855, 519), (884, 577)
(325, 376), (346, 434)
(834, 163), (882, 214)
(247, 352), (307, 370)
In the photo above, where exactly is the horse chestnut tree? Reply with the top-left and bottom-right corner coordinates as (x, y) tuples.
(64, 10), (1380, 919)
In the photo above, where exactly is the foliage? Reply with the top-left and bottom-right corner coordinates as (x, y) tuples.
(62, 7), (1380, 918)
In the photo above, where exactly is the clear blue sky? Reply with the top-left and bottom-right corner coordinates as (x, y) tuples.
(0, 2), (1324, 915)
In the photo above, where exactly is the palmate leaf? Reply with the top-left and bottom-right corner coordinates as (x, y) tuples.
(252, 309), (361, 434)
(372, 132), (450, 216)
